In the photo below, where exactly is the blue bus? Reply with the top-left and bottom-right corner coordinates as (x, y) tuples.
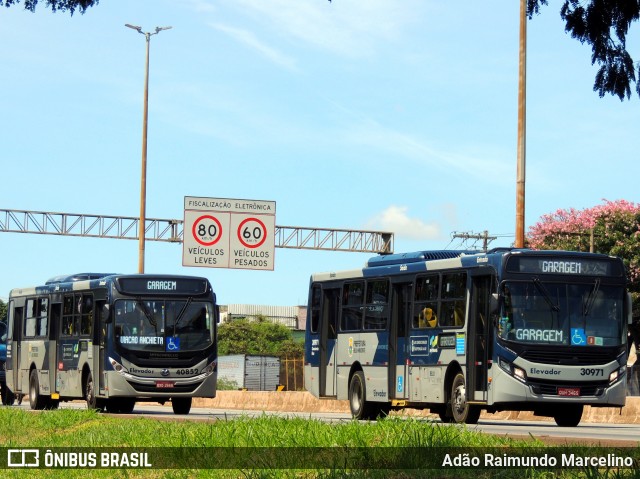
(4, 273), (218, 414)
(305, 249), (631, 427)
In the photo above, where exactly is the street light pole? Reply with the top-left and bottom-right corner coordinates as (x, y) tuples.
(125, 24), (172, 274)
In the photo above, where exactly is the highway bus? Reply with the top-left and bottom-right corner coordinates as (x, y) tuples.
(4, 273), (218, 414)
(304, 249), (631, 427)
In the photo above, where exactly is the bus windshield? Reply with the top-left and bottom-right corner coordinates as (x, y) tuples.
(498, 280), (624, 347)
(114, 299), (214, 353)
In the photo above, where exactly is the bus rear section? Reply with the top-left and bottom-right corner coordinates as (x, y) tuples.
(5, 273), (219, 415)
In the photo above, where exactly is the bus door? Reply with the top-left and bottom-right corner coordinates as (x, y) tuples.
(94, 300), (107, 393)
(318, 288), (339, 397)
(10, 304), (24, 394)
(48, 299), (61, 396)
(389, 282), (411, 399)
(468, 275), (494, 402)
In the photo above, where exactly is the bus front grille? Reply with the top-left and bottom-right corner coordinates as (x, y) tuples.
(520, 350), (614, 366)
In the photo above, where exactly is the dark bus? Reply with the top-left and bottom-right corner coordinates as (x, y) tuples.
(5, 273), (218, 414)
(305, 249), (631, 426)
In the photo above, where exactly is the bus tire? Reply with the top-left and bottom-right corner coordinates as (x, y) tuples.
(1, 382), (15, 406)
(106, 398), (135, 414)
(172, 397), (192, 415)
(29, 369), (47, 410)
(349, 370), (375, 420)
(85, 372), (105, 411)
(449, 372), (480, 424)
(553, 404), (583, 427)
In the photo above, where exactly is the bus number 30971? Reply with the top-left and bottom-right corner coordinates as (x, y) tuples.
(580, 368), (604, 376)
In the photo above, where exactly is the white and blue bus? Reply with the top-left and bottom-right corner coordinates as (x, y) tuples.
(305, 249), (631, 427)
(4, 273), (218, 414)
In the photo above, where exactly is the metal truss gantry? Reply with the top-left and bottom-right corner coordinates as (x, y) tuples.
(0, 209), (393, 254)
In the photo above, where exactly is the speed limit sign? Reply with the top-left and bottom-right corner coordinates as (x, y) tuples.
(182, 209), (228, 267)
(183, 196), (275, 270)
(192, 215), (223, 246)
(237, 217), (267, 248)
(230, 213), (275, 270)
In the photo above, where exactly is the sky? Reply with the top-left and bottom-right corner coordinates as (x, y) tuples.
(1, 0), (638, 306)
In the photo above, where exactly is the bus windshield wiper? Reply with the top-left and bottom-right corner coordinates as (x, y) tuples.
(173, 297), (193, 336)
(583, 278), (601, 317)
(532, 277), (560, 312)
(136, 298), (157, 328)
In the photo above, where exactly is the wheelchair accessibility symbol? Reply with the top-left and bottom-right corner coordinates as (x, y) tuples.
(166, 337), (181, 352)
(571, 328), (587, 346)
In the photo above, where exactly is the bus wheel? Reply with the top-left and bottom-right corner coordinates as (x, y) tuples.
(107, 398), (135, 414)
(29, 369), (47, 410)
(349, 371), (374, 420)
(85, 373), (105, 411)
(1, 382), (15, 406)
(553, 405), (583, 427)
(449, 372), (480, 424)
(172, 397), (192, 415)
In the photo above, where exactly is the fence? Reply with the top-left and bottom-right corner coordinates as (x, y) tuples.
(280, 358), (304, 391)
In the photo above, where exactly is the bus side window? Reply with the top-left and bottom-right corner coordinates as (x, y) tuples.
(25, 299), (37, 337)
(62, 295), (76, 336)
(80, 295), (93, 336)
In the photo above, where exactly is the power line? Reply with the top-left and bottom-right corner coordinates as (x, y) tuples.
(451, 230), (497, 252)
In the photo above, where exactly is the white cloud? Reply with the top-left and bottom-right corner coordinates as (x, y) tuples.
(224, 0), (424, 58)
(342, 115), (512, 180)
(366, 205), (441, 241)
(210, 23), (298, 71)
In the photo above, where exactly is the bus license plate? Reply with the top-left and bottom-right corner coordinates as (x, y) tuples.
(156, 381), (175, 389)
(558, 387), (580, 397)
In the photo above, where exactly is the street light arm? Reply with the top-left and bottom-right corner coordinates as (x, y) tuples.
(125, 24), (143, 34)
(155, 26), (172, 33)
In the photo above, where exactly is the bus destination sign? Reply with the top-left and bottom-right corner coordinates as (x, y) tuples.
(507, 257), (620, 276)
(116, 277), (209, 296)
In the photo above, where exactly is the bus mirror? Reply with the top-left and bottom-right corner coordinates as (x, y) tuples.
(627, 292), (633, 325)
(490, 293), (499, 314)
(102, 304), (112, 323)
(215, 305), (220, 324)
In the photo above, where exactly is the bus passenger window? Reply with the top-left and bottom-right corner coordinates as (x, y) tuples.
(417, 306), (437, 328)
(80, 295), (93, 336)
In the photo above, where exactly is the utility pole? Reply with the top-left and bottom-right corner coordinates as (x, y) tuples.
(515, 0), (527, 248)
(452, 231), (497, 252)
(125, 24), (172, 273)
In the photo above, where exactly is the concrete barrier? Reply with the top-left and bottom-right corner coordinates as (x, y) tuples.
(193, 391), (640, 424)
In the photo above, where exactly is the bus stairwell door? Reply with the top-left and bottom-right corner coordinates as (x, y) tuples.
(319, 288), (339, 397)
(11, 306), (23, 394)
(389, 283), (411, 399)
(468, 275), (494, 402)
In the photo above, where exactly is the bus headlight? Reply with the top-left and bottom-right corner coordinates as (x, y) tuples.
(202, 361), (217, 377)
(108, 357), (127, 374)
(498, 357), (527, 383)
(512, 366), (527, 382)
(610, 365), (626, 384)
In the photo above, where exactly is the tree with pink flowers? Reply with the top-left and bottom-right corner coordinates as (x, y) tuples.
(527, 199), (640, 313)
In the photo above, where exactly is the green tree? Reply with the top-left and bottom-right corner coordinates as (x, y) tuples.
(0, 299), (6, 322)
(528, 0), (640, 100)
(1, 0), (98, 14)
(527, 199), (640, 310)
(217, 316), (304, 359)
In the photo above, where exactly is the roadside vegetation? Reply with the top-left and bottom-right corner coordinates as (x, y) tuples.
(0, 408), (638, 478)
